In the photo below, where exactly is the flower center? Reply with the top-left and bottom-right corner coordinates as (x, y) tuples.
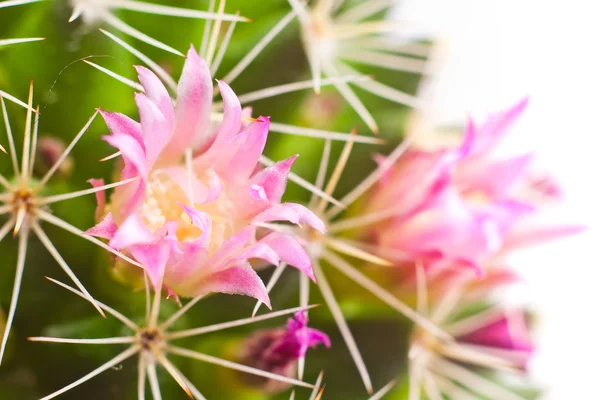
(139, 169), (242, 255)
(11, 187), (34, 212)
(411, 327), (442, 356)
(136, 327), (164, 352)
(8, 185), (39, 234)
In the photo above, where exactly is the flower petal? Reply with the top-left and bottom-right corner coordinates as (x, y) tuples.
(209, 227), (255, 269)
(260, 232), (315, 282)
(135, 92), (172, 165)
(224, 116), (270, 180)
(199, 263), (271, 308)
(214, 80), (242, 143)
(458, 312), (534, 354)
(103, 133), (148, 179)
(85, 212), (117, 240)
(234, 242), (280, 267)
(130, 241), (171, 289)
(88, 178), (106, 221)
(503, 223), (586, 252)
(250, 155), (298, 203)
(109, 214), (156, 250)
(164, 45), (213, 160)
(253, 203), (325, 233)
(178, 202), (212, 247)
(468, 97), (529, 156)
(134, 65), (175, 128)
(99, 110), (145, 151)
(458, 153), (535, 200)
(103, 133), (148, 221)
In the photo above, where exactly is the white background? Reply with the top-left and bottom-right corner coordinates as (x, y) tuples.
(394, 1), (600, 398)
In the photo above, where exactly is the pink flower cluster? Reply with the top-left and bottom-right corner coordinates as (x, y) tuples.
(369, 98), (581, 275)
(88, 46), (324, 307)
(366, 99), (582, 367)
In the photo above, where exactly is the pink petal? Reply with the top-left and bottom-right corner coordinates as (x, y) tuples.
(135, 92), (172, 165)
(164, 45), (213, 160)
(85, 212), (117, 240)
(528, 173), (563, 200)
(210, 227), (254, 269)
(164, 244), (210, 291)
(503, 223), (586, 252)
(250, 155), (298, 203)
(260, 232), (315, 282)
(250, 184), (267, 201)
(199, 263), (271, 308)
(457, 117), (476, 158)
(380, 188), (495, 273)
(218, 116), (269, 180)
(134, 65), (175, 128)
(103, 134), (148, 221)
(369, 150), (453, 220)
(253, 203), (325, 233)
(458, 153), (535, 199)
(178, 202), (212, 247)
(469, 97), (529, 156)
(99, 110), (145, 151)
(109, 214), (156, 250)
(458, 313), (534, 355)
(214, 80), (242, 143)
(304, 327), (332, 349)
(234, 243), (280, 267)
(103, 133), (148, 179)
(88, 178), (106, 221)
(159, 167), (222, 205)
(204, 169), (223, 203)
(130, 241), (171, 289)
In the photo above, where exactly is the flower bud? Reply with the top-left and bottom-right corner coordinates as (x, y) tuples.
(238, 311), (330, 394)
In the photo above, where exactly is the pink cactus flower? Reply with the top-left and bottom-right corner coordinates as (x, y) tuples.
(240, 311), (330, 393)
(368, 98), (582, 274)
(88, 46), (324, 306)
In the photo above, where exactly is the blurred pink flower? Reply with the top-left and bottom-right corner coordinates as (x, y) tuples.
(240, 311), (330, 393)
(368, 98), (582, 274)
(88, 46), (323, 306)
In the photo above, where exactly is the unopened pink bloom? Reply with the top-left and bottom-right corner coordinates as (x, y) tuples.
(88, 46), (323, 306)
(368, 98), (581, 274)
(239, 311), (330, 393)
(458, 313), (534, 356)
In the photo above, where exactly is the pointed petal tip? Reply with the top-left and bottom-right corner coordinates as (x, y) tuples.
(133, 65), (152, 76)
(518, 95), (530, 107)
(186, 44), (202, 60)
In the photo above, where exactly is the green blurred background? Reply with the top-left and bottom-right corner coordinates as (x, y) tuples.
(0, 1), (424, 398)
